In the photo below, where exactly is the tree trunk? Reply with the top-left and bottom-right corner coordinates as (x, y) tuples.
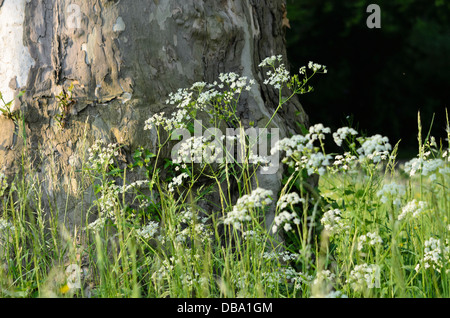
(0, 0), (309, 229)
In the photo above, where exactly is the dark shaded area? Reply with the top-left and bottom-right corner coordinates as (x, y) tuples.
(286, 0), (450, 158)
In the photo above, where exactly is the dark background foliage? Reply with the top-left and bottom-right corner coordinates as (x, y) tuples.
(285, 0), (450, 158)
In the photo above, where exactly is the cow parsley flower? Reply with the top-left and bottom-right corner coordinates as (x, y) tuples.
(224, 188), (273, 229)
(277, 192), (305, 211)
(398, 199), (427, 221)
(272, 211), (300, 233)
(307, 123), (331, 143)
(376, 182), (406, 207)
(346, 264), (380, 290)
(320, 209), (349, 236)
(308, 61), (327, 73)
(136, 221), (159, 240)
(87, 140), (119, 171)
(357, 232), (383, 251)
(258, 55), (283, 68)
(415, 237), (450, 273)
(86, 217), (107, 234)
(259, 55), (291, 89)
(297, 152), (333, 176)
(357, 134), (392, 164)
(332, 152), (358, 172)
(168, 172), (189, 193)
(333, 127), (358, 147)
(174, 208), (212, 244)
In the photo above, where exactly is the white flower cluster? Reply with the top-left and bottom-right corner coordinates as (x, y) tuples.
(263, 250), (300, 263)
(272, 211), (300, 233)
(95, 181), (120, 219)
(258, 55), (283, 68)
(415, 237), (450, 273)
(376, 182), (406, 206)
(332, 152), (358, 172)
(356, 134), (392, 164)
(166, 87), (194, 109)
(403, 157), (446, 181)
(168, 172), (189, 193)
(333, 127), (358, 147)
(357, 232), (383, 251)
(136, 221), (159, 240)
(320, 209), (349, 236)
(120, 180), (148, 194)
(86, 180), (122, 234)
(346, 263), (380, 290)
(173, 136), (221, 165)
(175, 209), (212, 244)
(420, 158), (444, 178)
(297, 152), (333, 176)
(272, 134), (311, 163)
(259, 55), (291, 89)
(277, 192), (305, 211)
(308, 61), (327, 73)
(223, 188), (273, 229)
(307, 123), (331, 143)
(218, 72), (254, 95)
(146, 74), (255, 132)
(398, 199), (428, 221)
(86, 217), (107, 234)
(273, 192), (305, 233)
(260, 266), (314, 291)
(152, 251), (205, 288)
(160, 208), (212, 245)
(263, 64), (291, 90)
(241, 230), (264, 243)
(144, 109), (190, 131)
(272, 125), (333, 175)
(87, 140), (119, 170)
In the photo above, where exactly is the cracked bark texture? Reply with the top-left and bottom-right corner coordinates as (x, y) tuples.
(0, 0), (310, 229)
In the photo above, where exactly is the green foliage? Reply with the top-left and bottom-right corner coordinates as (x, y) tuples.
(55, 83), (76, 129)
(0, 90), (25, 122)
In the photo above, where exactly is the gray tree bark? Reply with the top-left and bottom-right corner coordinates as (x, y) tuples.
(0, 0), (310, 229)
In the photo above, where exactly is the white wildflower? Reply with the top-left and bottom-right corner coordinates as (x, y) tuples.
(224, 188), (273, 229)
(173, 135), (221, 165)
(136, 221), (159, 240)
(357, 134), (392, 163)
(332, 152), (358, 172)
(398, 199), (427, 221)
(357, 232), (383, 251)
(415, 237), (450, 273)
(346, 264), (381, 290)
(277, 192), (304, 211)
(86, 217), (107, 234)
(376, 182), (406, 207)
(87, 140), (119, 170)
(333, 127), (358, 147)
(308, 61), (327, 73)
(168, 172), (189, 193)
(320, 209), (349, 236)
(258, 55), (283, 68)
(307, 123), (331, 143)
